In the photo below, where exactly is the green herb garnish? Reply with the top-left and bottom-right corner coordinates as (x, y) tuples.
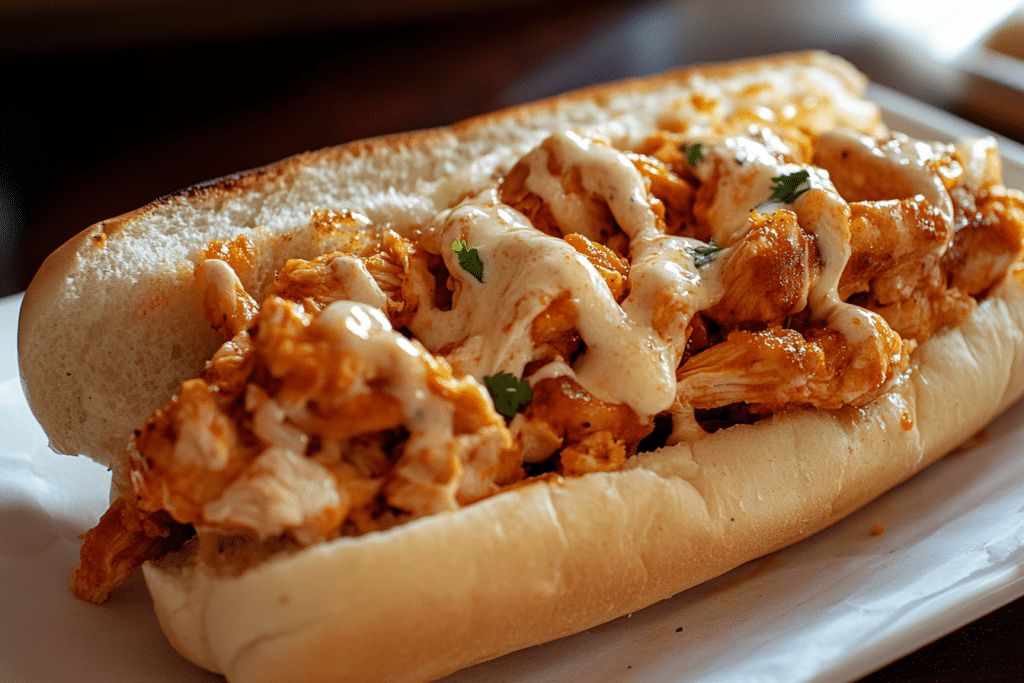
(483, 372), (532, 419)
(451, 239), (484, 283)
(766, 170), (811, 204)
(680, 142), (704, 166)
(687, 238), (723, 269)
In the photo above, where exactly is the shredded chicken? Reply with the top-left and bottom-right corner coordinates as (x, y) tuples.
(524, 376), (652, 454)
(71, 496), (192, 603)
(676, 322), (911, 412)
(196, 259), (259, 339)
(72, 112), (1024, 603)
(264, 228), (419, 327)
(563, 233), (630, 302)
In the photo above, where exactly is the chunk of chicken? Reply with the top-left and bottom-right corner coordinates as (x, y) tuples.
(195, 259), (259, 340)
(563, 233), (630, 302)
(625, 151), (697, 236)
(71, 496), (192, 604)
(524, 376), (652, 463)
(265, 229), (419, 328)
(944, 187), (1024, 296)
(676, 319), (911, 413)
(705, 209), (821, 329)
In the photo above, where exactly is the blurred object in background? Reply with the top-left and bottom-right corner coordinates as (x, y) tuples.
(1, 0), (1022, 298)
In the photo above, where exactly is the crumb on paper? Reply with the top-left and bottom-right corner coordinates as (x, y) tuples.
(870, 523), (886, 536)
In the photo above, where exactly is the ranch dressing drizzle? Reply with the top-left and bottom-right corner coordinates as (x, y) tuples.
(326, 255), (388, 311)
(792, 184), (882, 346)
(689, 132), (796, 246)
(519, 131), (726, 397)
(410, 189), (682, 418)
(816, 129), (955, 228)
(413, 132), (739, 419)
(522, 130), (659, 241)
(410, 193), (601, 379)
(691, 134), (893, 348)
(313, 300), (456, 452)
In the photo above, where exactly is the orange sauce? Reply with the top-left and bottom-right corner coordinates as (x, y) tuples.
(200, 233), (256, 278)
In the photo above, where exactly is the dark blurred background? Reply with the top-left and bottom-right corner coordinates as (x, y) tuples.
(2, 0), (1023, 298)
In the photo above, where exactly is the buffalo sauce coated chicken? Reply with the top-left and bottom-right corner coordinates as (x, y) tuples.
(72, 117), (1024, 602)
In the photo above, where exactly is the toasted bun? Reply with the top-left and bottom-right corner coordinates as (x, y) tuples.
(17, 50), (880, 473)
(140, 266), (1024, 683)
(18, 51), (1024, 683)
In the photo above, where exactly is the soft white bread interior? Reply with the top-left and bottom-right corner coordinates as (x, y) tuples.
(143, 265), (1024, 683)
(18, 51), (880, 474)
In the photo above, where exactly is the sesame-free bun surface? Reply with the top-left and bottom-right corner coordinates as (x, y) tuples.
(141, 265), (1024, 683)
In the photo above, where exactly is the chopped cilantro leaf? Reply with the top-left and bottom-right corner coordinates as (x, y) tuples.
(766, 170), (811, 204)
(686, 238), (723, 269)
(680, 142), (704, 166)
(483, 372), (532, 419)
(451, 239), (484, 283)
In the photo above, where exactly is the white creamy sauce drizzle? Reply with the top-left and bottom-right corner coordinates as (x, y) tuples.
(409, 130), (736, 419)
(523, 130), (659, 241)
(816, 129), (955, 228)
(411, 190), (683, 418)
(313, 301), (458, 453)
(793, 185), (882, 347)
(954, 136), (1000, 191)
(200, 120), (962, 446)
(198, 258), (243, 308)
(407, 125), (951, 421)
(327, 255), (388, 310)
(686, 130), (882, 346)
(196, 258), (257, 334)
(410, 194), (606, 378)
(204, 126), (955, 443)
(689, 132), (796, 246)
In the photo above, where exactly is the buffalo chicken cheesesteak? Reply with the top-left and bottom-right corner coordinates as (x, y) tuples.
(17, 52), (1024, 683)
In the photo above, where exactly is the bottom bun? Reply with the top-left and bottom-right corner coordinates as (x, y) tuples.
(143, 266), (1024, 683)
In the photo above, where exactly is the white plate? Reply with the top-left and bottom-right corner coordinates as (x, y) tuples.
(2, 86), (1023, 683)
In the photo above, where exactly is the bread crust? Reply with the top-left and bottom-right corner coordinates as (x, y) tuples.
(140, 265), (1024, 683)
(17, 50), (1024, 682)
